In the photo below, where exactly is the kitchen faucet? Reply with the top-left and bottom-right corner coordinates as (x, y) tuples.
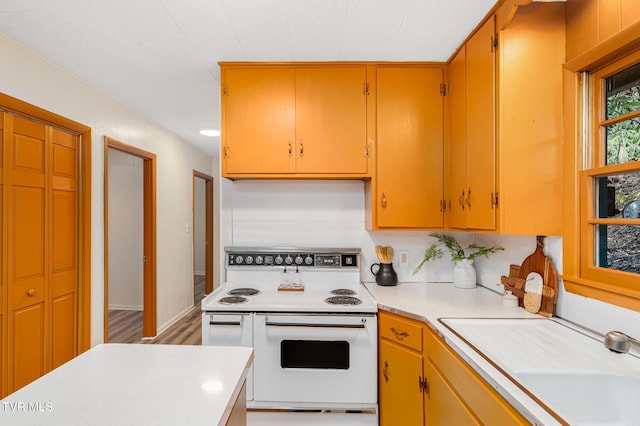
(604, 331), (640, 353)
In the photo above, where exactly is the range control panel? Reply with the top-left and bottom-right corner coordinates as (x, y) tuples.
(225, 248), (359, 268)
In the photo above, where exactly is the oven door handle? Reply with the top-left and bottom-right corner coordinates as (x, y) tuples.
(209, 320), (242, 325)
(264, 321), (365, 329)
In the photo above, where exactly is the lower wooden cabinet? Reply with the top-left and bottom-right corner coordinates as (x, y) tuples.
(378, 311), (425, 426)
(426, 362), (479, 425)
(378, 311), (529, 425)
(425, 329), (529, 425)
(379, 340), (424, 425)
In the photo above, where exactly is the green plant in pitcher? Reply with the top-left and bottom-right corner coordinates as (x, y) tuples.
(413, 234), (503, 275)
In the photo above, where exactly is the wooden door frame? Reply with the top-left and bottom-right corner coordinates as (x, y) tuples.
(104, 137), (157, 339)
(0, 93), (92, 356)
(193, 171), (214, 295)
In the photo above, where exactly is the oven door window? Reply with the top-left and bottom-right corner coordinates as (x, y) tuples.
(281, 340), (349, 369)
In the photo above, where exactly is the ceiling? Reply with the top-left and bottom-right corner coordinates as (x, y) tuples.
(0, 0), (498, 158)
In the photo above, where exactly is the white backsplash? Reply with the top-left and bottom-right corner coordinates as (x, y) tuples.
(228, 180), (640, 340)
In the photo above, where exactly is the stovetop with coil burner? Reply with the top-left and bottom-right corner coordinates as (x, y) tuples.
(202, 247), (377, 313)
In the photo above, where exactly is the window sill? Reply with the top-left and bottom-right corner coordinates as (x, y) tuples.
(561, 275), (640, 312)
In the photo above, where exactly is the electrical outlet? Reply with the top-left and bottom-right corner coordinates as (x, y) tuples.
(399, 250), (410, 266)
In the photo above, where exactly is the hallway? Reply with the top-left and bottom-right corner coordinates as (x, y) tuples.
(108, 275), (205, 345)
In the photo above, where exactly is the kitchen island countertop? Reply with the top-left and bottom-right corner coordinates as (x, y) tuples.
(0, 343), (253, 425)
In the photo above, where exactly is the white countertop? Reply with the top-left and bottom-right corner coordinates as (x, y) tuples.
(0, 343), (253, 426)
(364, 281), (560, 425)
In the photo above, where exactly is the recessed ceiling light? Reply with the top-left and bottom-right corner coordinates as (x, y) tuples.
(199, 129), (220, 137)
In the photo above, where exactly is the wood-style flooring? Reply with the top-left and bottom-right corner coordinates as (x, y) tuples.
(108, 275), (206, 345)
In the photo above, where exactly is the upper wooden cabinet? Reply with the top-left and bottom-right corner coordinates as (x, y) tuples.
(446, 2), (564, 235)
(496, 2), (564, 235)
(447, 17), (496, 231)
(370, 66), (445, 229)
(222, 67), (296, 175)
(220, 64), (370, 178)
(295, 67), (368, 174)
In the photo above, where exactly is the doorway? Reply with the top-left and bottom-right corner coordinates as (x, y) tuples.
(104, 137), (157, 341)
(193, 171), (214, 304)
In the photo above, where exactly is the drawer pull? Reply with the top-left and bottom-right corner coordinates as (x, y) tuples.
(27, 289), (36, 297)
(383, 360), (389, 382)
(390, 327), (409, 340)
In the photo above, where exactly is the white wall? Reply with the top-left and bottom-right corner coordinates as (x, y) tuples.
(107, 149), (144, 310)
(0, 33), (217, 344)
(224, 180), (640, 341)
(194, 177), (206, 275)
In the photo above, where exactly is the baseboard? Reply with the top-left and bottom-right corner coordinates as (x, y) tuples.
(108, 304), (143, 311)
(195, 271), (205, 276)
(155, 304), (196, 336)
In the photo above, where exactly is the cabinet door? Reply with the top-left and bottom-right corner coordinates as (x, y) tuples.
(497, 3), (564, 235)
(426, 328), (529, 425)
(50, 128), (78, 368)
(465, 16), (496, 230)
(0, 112), (3, 397)
(295, 67), (368, 174)
(377, 67), (444, 228)
(379, 339), (424, 426)
(12, 304), (46, 392)
(222, 67), (296, 175)
(7, 115), (48, 392)
(426, 362), (480, 426)
(447, 48), (468, 229)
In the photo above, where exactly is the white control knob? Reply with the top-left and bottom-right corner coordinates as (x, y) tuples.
(285, 255), (293, 265)
(255, 256), (264, 265)
(295, 255), (303, 265)
(305, 255), (314, 265)
(245, 256), (254, 264)
(235, 255), (244, 264)
(275, 255), (284, 265)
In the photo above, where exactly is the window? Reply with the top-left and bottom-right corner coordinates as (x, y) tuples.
(580, 51), (640, 296)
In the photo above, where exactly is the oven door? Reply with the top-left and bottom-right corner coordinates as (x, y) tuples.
(252, 313), (377, 406)
(202, 312), (253, 399)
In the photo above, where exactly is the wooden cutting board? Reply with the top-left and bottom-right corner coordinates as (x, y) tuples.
(500, 236), (558, 317)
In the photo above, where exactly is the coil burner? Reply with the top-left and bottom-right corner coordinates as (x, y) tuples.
(227, 288), (261, 296)
(330, 288), (357, 296)
(218, 296), (248, 305)
(324, 296), (362, 306)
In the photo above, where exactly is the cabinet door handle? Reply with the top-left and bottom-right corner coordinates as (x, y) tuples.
(299, 140), (304, 157)
(288, 141), (292, 157)
(383, 360), (389, 382)
(381, 193), (387, 209)
(458, 191), (465, 210)
(390, 327), (409, 340)
(466, 188), (472, 208)
(27, 289), (36, 297)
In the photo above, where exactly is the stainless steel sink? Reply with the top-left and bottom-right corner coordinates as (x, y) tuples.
(438, 317), (640, 425)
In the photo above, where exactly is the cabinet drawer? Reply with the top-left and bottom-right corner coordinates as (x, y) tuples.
(426, 330), (528, 425)
(379, 311), (423, 352)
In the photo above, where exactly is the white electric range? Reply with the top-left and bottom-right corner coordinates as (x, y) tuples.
(201, 247), (378, 424)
